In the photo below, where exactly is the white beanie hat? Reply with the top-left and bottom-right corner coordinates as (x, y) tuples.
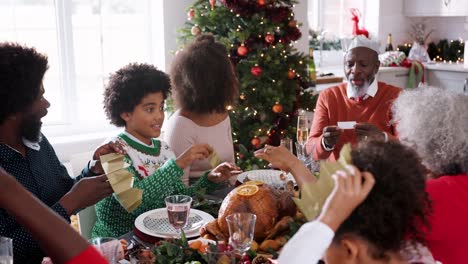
(341, 35), (380, 54)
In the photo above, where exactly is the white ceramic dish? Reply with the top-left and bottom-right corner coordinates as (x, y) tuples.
(134, 208), (214, 239)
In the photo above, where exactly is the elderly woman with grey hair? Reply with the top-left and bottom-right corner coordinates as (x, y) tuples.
(393, 87), (468, 264)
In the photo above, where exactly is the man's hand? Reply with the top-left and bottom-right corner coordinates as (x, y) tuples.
(59, 175), (113, 215)
(318, 165), (375, 232)
(176, 144), (213, 169)
(322, 125), (342, 149)
(354, 123), (385, 142)
(90, 141), (126, 174)
(207, 162), (242, 183)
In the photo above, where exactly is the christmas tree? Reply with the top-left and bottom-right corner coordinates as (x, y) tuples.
(178, 0), (317, 169)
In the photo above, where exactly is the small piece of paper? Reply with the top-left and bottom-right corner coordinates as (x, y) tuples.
(337, 121), (356, 129)
(209, 151), (221, 168)
(100, 153), (143, 213)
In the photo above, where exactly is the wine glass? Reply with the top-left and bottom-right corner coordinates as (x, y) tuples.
(280, 137), (293, 153)
(225, 213), (256, 255)
(89, 237), (122, 263)
(295, 141), (320, 173)
(0, 237), (13, 264)
(165, 195), (192, 238)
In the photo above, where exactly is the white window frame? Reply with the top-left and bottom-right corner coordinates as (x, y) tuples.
(41, 0), (165, 138)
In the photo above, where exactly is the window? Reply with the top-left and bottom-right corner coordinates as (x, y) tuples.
(308, 0), (366, 38)
(0, 0), (164, 136)
(308, 0), (366, 69)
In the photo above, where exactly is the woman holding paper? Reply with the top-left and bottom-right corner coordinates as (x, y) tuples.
(92, 63), (241, 238)
(164, 34), (239, 187)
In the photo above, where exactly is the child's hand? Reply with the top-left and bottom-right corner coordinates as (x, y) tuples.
(207, 162), (243, 183)
(317, 165), (375, 232)
(176, 144), (213, 169)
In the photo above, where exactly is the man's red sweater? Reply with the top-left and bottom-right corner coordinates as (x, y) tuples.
(308, 82), (401, 160)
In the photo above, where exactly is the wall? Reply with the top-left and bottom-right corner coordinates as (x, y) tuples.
(378, 0), (468, 47)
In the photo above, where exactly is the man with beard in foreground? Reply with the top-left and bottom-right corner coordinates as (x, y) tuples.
(0, 42), (122, 263)
(307, 35), (401, 161)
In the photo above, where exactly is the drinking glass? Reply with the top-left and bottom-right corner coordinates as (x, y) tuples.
(295, 141), (320, 173)
(296, 112), (309, 145)
(280, 138), (293, 153)
(206, 248), (235, 264)
(0, 237), (12, 264)
(225, 213), (256, 254)
(90, 237), (122, 263)
(165, 195), (192, 238)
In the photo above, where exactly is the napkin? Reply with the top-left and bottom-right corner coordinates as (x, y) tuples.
(100, 153), (143, 212)
(293, 144), (352, 220)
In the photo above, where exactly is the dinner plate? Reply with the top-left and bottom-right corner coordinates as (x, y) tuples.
(134, 208), (215, 239)
(237, 169), (296, 189)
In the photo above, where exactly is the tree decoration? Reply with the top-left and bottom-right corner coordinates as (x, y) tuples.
(237, 45), (248, 56)
(187, 9), (195, 20)
(178, 0), (318, 169)
(272, 103), (283, 113)
(209, 0), (216, 10)
(191, 25), (201, 36)
(251, 137), (261, 148)
(250, 65), (263, 77)
(287, 69), (296, 80)
(288, 20), (297, 28)
(265, 33), (275, 44)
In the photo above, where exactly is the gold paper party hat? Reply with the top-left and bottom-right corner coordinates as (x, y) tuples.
(293, 144), (352, 220)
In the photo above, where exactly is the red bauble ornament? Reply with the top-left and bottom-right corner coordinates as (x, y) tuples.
(287, 70), (296, 80)
(237, 45), (248, 56)
(251, 66), (263, 77)
(258, 0), (266, 6)
(272, 103), (283, 113)
(288, 20), (297, 27)
(187, 9), (195, 20)
(264, 33), (275, 44)
(251, 137), (261, 148)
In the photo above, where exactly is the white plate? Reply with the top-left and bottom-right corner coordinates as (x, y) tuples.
(237, 170), (296, 189)
(134, 208), (215, 239)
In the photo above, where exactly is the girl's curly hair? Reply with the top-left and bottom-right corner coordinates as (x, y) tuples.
(334, 140), (431, 260)
(170, 34), (239, 114)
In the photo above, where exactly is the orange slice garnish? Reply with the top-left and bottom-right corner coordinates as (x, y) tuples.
(244, 180), (265, 186)
(236, 185), (259, 197)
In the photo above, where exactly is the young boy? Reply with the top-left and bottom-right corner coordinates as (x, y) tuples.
(92, 63), (241, 238)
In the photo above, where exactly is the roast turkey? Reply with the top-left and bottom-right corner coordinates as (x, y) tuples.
(201, 183), (296, 241)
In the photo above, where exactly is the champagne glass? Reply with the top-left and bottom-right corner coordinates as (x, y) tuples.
(226, 213), (256, 255)
(296, 112), (309, 146)
(165, 195), (192, 238)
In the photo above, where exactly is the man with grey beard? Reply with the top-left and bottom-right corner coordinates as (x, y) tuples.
(307, 35), (401, 161)
(0, 42), (123, 263)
